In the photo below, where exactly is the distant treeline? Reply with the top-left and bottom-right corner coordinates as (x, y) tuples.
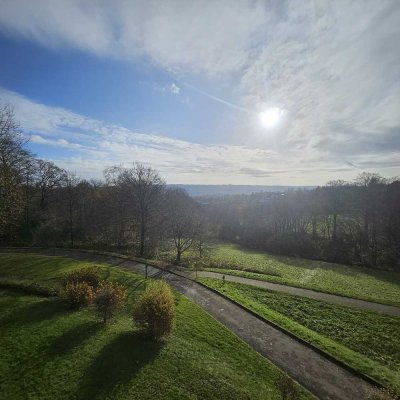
(205, 175), (400, 270)
(1, 104), (399, 270)
(168, 184), (316, 197)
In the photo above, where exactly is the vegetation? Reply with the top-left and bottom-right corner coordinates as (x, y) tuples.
(199, 278), (400, 392)
(206, 175), (400, 269)
(63, 266), (103, 308)
(367, 387), (399, 400)
(0, 253), (313, 399)
(64, 266), (102, 289)
(94, 282), (126, 323)
(276, 375), (300, 400)
(133, 280), (176, 340)
(64, 281), (94, 308)
(202, 243), (400, 305)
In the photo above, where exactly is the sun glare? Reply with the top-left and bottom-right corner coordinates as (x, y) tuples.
(258, 107), (284, 128)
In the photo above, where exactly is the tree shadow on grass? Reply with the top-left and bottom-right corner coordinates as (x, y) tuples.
(48, 321), (102, 357)
(77, 331), (163, 400)
(0, 297), (69, 327)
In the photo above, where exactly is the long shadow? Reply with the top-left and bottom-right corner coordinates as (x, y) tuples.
(77, 331), (162, 400)
(48, 321), (102, 357)
(0, 297), (69, 327)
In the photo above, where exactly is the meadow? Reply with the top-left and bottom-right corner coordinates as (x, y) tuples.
(202, 244), (400, 306)
(198, 278), (400, 393)
(0, 253), (313, 400)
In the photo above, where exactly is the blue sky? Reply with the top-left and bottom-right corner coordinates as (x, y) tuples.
(0, 0), (399, 184)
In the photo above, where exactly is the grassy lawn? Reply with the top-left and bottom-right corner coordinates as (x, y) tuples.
(198, 278), (400, 393)
(202, 244), (400, 306)
(0, 253), (314, 400)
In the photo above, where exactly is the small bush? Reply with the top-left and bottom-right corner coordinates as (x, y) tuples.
(275, 375), (299, 400)
(64, 267), (102, 289)
(133, 280), (176, 341)
(94, 282), (126, 323)
(65, 282), (94, 308)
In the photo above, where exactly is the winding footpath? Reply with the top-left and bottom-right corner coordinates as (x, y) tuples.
(192, 270), (400, 316)
(2, 248), (387, 400)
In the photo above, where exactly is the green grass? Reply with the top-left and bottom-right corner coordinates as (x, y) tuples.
(198, 278), (400, 393)
(202, 244), (400, 306)
(0, 253), (314, 400)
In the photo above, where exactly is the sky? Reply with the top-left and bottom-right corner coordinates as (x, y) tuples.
(0, 0), (399, 185)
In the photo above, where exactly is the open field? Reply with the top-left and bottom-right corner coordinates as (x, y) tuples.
(202, 244), (400, 306)
(0, 254), (313, 400)
(198, 278), (400, 393)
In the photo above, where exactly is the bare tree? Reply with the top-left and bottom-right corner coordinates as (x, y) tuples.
(323, 180), (348, 243)
(0, 104), (30, 170)
(64, 172), (81, 248)
(35, 160), (67, 209)
(166, 188), (200, 263)
(0, 104), (33, 238)
(354, 173), (387, 266)
(105, 163), (165, 256)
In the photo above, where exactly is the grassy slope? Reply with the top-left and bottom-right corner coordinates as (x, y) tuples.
(203, 244), (400, 306)
(0, 253), (313, 400)
(198, 278), (400, 393)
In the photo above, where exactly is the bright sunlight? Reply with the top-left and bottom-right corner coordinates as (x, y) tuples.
(258, 107), (284, 128)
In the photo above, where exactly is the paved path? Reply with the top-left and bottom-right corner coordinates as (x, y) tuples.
(192, 271), (400, 316)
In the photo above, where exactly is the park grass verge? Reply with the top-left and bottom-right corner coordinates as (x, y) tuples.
(0, 253), (314, 400)
(202, 244), (400, 306)
(198, 277), (400, 394)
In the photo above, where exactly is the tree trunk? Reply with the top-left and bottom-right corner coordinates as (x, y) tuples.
(69, 198), (74, 248)
(140, 224), (145, 256)
(332, 213), (337, 242)
(312, 217), (317, 239)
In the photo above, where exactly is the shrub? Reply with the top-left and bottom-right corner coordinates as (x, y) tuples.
(275, 375), (299, 400)
(64, 282), (94, 308)
(94, 282), (126, 323)
(133, 280), (176, 340)
(64, 266), (102, 289)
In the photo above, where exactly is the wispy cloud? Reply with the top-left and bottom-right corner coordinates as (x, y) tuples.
(0, 1), (399, 182)
(1, 87), (398, 184)
(31, 134), (83, 150)
(240, 1), (400, 155)
(0, 0), (266, 75)
(179, 80), (250, 113)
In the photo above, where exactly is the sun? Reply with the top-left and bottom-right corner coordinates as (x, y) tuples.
(258, 107), (284, 128)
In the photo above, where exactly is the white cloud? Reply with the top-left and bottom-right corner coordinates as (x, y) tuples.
(169, 83), (180, 95)
(239, 0), (400, 155)
(1, 87), (399, 184)
(0, 0), (267, 75)
(31, 135), (82, 149)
